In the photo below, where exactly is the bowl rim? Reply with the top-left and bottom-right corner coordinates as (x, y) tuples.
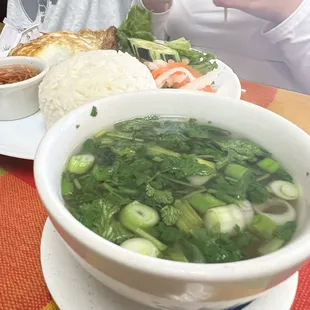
(0, 56), (49, 89)
(34, 89), (310, 281)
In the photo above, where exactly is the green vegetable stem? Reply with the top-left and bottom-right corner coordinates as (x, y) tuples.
(258, 237), (284, 255)
(174, 200), (203, 234)
(224, 164), (250, 180)
(248, 214), (277, 239)
(187, 193), (224, 214)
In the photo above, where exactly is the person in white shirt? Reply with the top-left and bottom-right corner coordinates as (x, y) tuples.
(6, 0), (310, 94)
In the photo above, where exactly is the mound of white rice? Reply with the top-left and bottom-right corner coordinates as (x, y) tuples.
(39, 50), (157, 128)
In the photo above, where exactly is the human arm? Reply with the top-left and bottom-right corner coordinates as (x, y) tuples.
(131, 0), (173, 40)
(214, 0), (310, 94)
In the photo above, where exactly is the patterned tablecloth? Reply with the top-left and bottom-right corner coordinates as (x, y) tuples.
(0, 81), (310, 310)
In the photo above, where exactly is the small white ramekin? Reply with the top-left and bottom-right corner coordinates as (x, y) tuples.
(0, 56), (49, 121)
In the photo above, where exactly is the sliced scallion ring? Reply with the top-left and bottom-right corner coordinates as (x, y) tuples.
(253, 198), (296, 225)
(120, 238), (159, 257)
(204, 204), (246, 234)
(67, 154), (95, 174)
(269, 180), (299, 200)
(237, 200), (254, 225)
(119, 201), (159, 230)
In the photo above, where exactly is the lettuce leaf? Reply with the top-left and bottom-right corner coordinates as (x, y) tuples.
(165, 37), (218, 74)
(117, 6), (155, 54)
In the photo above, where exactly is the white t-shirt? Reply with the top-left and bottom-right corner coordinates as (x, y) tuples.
(164, 0), (310, 94)
(6, 0), (310, 94)
(6, 0), (132, 31)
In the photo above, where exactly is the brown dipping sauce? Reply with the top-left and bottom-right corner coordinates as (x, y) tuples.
(0, 64), (41, 85)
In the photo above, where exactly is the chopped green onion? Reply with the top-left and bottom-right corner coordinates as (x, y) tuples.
(94, 130), (143, 142)
(164, 244), (188, 262)
(187, 176), (213, 186)
(175, 200), (203, 234)
(119, 201), (159, 230)
(256, 173), (271, 182)
(100, 137), (114, 145)
(119, 201), (166, 251)
(238, 200), (254, 225)
(274, 168), (293, 182)
(120, 238), (159, 257)
(73, 178), (82, 190)
(269, 180), (299, 200)
(258, 237), (284, 255)
(209, 190), (242, 204)
(248, 214), (277, 239)
(253, 198), (296, 225)
(67, 154), (95, 174)
(204, 204), (247, 234)
(93, 129), (107, 139)
(196, 158), (216, 170)
(152, 156), (164, 163)
(180, 239), (205, 263)
(224, 164), (250, 180)
(134, 228), (167, 251)
(90, 106), (98, 117)
(257, 158), (280, 174)
(61, 179), (74, 196)
(187, 193), (224, 214)
(146, 145), (180, 158)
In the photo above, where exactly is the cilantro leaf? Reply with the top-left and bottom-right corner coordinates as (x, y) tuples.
(274, 221), (297, 243)
(157, 222), (183, 244)
(69, 199), (133, 244)
(161, 155), (215, 179)
(191, 228), (244, 263)
(160, 205), (182, 226)
(114, 115), (160, 133)
(233, 226), (259, 251)
(146, 184), (174, 205)
(82, 139), (97, 154)
(219, 139), (270, 163)
(213, 173), (253, 200)
(156, 132), (191, 153)
(246, 179), (269, 204)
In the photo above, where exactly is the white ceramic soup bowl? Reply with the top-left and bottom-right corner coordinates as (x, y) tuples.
(0, 56), (49, 121)
(34, 90), (310, 310)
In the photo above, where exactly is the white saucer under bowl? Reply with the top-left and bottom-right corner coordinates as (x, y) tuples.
(40, 219), (298, 310)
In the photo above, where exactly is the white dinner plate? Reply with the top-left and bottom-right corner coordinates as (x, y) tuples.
(41, 219), (298, 310)
(0, 58), (240, 160)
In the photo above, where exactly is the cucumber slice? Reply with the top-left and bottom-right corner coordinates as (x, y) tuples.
(129, 38), (181, 62)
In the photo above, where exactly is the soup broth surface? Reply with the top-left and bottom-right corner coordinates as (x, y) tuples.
(61, 116), (299, 264)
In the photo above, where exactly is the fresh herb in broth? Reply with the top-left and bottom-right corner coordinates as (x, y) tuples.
(62, 116), (299, 263)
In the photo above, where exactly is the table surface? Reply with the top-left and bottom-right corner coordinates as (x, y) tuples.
(0, 80), (310, 310)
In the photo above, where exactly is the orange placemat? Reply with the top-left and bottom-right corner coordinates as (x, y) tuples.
(0, 82), (309, 310)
